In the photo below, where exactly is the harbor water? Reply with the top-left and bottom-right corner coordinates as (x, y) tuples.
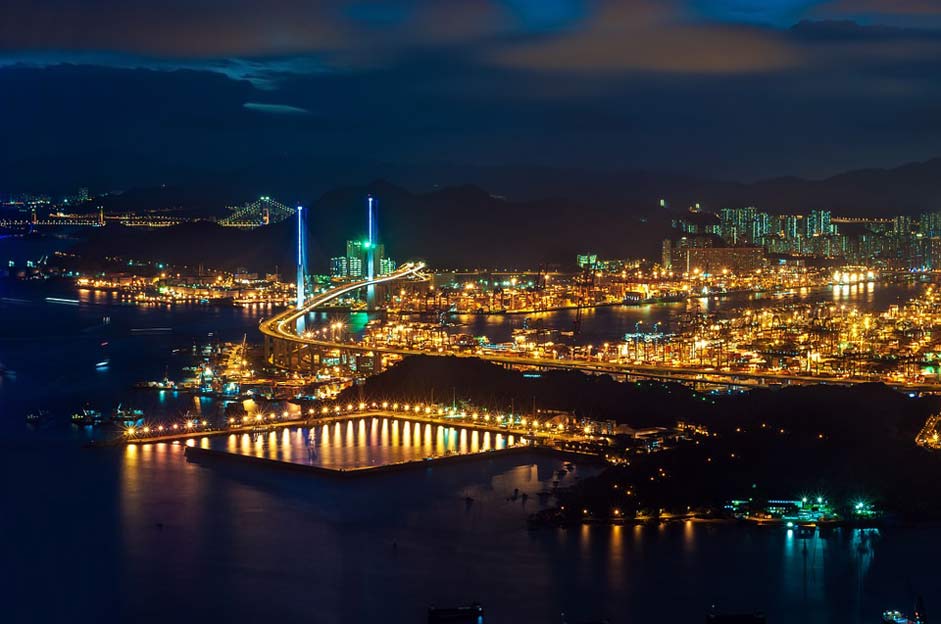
(2, 277), (939, 623)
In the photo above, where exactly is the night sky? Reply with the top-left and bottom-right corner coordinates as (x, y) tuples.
(2, 0), (941, 188)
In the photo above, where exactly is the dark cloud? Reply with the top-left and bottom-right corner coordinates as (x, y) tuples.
(1, 0), (940, 183)
(0, 0), (349, 57)
(790, 19), (938, 40)
(824, 0), (941, 15)
(0, 0), (514, 64)
(0, 51), (334, 89)
(488, 1), (799, 73)
(787, 19), (941, 80)
(2, 1), (939, 77)
(0, 1), (809, 75)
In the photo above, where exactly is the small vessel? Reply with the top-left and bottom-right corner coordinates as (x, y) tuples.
(25, 409), (50, 425)
(427, 603), (484, 624)
(134, 378), (177, 390)
(95, 358), (110, 368)
(883, 595), (927, 623)
(71, 408), (106, 427)
(112, 404), (145, 425)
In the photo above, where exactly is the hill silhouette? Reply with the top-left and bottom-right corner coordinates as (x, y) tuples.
(71, 181), (669, 271)
(340, 356), (941, 516)
(11, 154), (941, 217)
(336, 355), (702, 427)
(59, 156), (941, 270)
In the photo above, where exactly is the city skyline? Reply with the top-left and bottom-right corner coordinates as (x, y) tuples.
(4, 3), (941, 623)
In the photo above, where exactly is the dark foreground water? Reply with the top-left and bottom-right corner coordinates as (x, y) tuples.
(2, 277), (939, 623)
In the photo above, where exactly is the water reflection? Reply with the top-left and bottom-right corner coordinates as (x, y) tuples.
(562, 523), (891, 620)
(209, 417), (518, 469)
(112, 436), (911, 624)
(683, 519), (695, 553)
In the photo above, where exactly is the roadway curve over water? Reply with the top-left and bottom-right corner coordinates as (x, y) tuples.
(260, 261), (429, 339)
(259, 262), (941, 392)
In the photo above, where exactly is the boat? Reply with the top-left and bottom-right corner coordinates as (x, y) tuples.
(427, 603), (484, 623)
(95, 358), (110, 368)
(25, 409), (50, 425)
(112, 405), (145, 425)
(655, 293), (688, 303)
(71, 408), (106, 426)
(882, 595), (926, 624)
(134, 378), (177, 390)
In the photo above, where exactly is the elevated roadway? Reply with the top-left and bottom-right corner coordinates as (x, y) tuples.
(260, 262), (428, 371)
(260, 263), (941, 392)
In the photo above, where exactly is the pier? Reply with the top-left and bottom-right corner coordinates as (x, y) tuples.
(122, 404), (591, 446)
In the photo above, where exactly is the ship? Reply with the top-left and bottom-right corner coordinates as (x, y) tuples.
(427, 603), (484, 623)
(112, 405), (145, 425)
(71, 408), (106, 426)
(25, 409), (50, 425)
(883, 595), (927, 624)
(134, 365), (177, 390)
(133, 377), (177, 390)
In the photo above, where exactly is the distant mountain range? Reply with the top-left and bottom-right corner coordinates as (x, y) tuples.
(75, 181), (670, 272)
(7, 154), (941, 217)
(47, 156), (941, 271)
(454, 156), (941, 217)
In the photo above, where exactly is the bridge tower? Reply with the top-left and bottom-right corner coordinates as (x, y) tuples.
(296, 206), (307, 310)
(366, 195), (377, 308)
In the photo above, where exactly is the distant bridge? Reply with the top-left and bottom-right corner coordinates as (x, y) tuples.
(220, 196), (294, 229)
(0, 216), (184, 228)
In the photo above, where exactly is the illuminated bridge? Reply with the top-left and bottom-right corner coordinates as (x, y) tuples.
(260, 262), (429, 371)
(220, 196), (294, 229)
